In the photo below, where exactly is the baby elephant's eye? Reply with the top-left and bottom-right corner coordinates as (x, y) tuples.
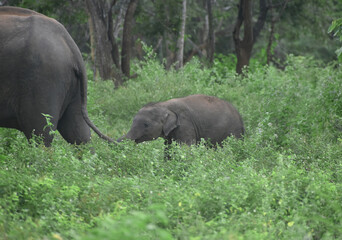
(144, 123), (149, 128)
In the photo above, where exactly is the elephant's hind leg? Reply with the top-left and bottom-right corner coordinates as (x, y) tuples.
(18, 109), (58, 147)
(57, 100), (91, 145)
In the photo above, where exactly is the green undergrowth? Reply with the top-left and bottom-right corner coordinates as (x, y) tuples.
(0, 53), (341, 239)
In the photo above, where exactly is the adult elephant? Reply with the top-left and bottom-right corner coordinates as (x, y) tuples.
(118, 94), (244, 147)
(0, 7), (113, 146)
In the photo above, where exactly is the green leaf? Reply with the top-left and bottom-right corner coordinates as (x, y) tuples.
(336, 47), (342, 57)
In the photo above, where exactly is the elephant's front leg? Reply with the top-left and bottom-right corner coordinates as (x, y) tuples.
(163, 138), (173, 160)
(172, 125), (198, 145)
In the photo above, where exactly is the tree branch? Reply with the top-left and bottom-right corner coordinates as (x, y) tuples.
(242, 0), (253, 46)
(233, 1), (244, 46)
(121, 0), (138, 77)
(253, 0), (269, 43)
(108, 0), (121, 69)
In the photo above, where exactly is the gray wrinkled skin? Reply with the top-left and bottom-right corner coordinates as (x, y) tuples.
(118, 94), (244, 147)
(0, 7), (113, 146)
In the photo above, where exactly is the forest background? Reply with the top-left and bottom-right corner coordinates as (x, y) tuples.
(1, 0), (341, 80)
(0, 0), (342, 239)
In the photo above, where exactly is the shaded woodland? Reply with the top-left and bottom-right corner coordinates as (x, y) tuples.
(1, 1), (342, 239)
(2, 0), (341, 86)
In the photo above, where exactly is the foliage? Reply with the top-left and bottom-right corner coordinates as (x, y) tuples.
(1, 53), (342, 239)
(328, 18), (342, 62)
(5, 0), (341, 67)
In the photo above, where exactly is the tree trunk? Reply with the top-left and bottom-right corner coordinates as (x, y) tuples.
(207, 0), (215, 65)
(121, 0), (138, 77)
(162, 2), (174, 70)
(267, 12), (276, 65)
(175, 0), (187, 70)
(108, 0), (121, 71)
(85, 0), (116, 80)
(164, 31), (174, 70)
(253, 0), (269, 44)
(233, 0), (270, 74)
(88, 15), (98, 81)
(266, 0), (289, 66)
(233, 0), (253, 74)
(86, 0), (137, 88)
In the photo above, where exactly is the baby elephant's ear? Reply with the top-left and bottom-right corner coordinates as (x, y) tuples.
(163, 111), (179, 136)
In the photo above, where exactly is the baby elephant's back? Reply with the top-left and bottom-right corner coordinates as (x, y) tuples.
(181, 94), (244, 143)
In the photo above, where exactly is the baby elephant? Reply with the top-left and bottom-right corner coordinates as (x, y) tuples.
(118, 94), (244, 147)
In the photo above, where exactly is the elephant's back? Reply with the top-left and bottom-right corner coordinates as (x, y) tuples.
(0, 7), (64, 40)
(0, 6), (83, 86)
(176, 94), (239, 115)
(165, 94), (245, 141)
(0, 6), (42, 16)
(187, 95), (243, 132)
(0, 7), (79, 61)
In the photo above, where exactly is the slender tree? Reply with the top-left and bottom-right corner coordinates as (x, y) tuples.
(107, 0), (122, 71)
(206, 0), (215, 65)
(121, 0), (138, 77)
(175, 0), (187, 69)
(266, 0), (289, 65)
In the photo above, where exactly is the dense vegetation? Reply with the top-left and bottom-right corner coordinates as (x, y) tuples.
(4, 0), (342, 68)
(0, 49), (341, 239)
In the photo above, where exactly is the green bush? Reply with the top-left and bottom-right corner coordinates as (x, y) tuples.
(0, 53), (341, 239)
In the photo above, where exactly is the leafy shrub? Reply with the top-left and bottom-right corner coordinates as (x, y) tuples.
(0, 54), (341, 239)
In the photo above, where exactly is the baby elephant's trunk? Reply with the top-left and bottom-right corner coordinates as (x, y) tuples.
(117, 130), (135, 142)
(116, 135), (126, 143)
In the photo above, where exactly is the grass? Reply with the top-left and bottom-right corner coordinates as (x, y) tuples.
(0, 52), (341, 239)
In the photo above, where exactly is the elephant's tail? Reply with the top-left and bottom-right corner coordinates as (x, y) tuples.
(77, 66), (115, 143)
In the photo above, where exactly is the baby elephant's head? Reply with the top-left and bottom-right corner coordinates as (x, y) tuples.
(119, 105), (178, 143)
